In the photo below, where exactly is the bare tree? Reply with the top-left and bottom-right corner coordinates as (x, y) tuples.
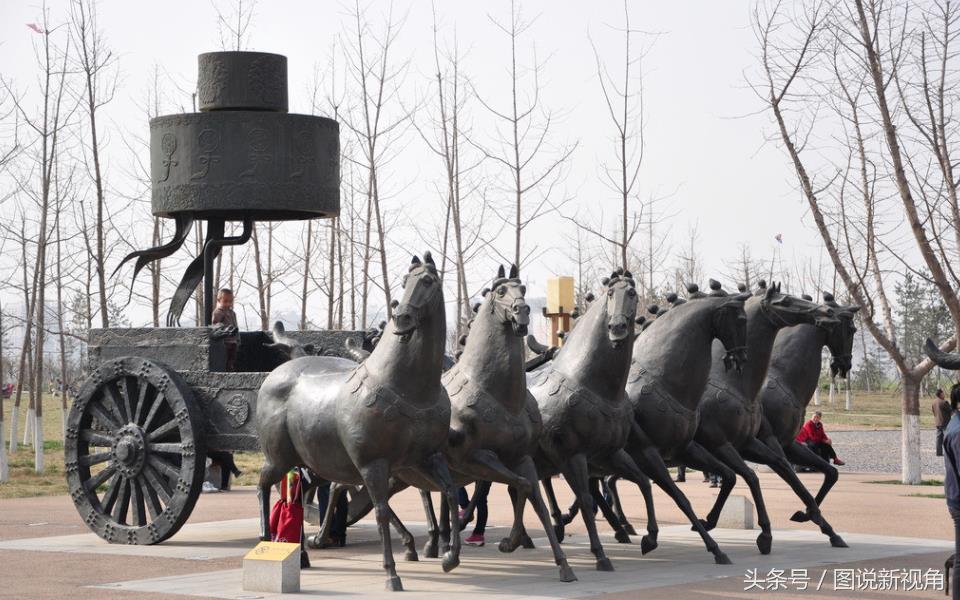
(341, 0), (412, 324)
(70, 0), (117, 329)
(3, 13), (76, 472)
(757, 0), (960, 482)
(473, 0), (578, 268)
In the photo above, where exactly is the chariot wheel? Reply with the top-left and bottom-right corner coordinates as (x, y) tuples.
(65, 357), (206, 545)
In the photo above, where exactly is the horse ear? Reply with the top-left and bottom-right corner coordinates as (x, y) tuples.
(424, 251), (435, 266)
(822, 291), (835, 303)
(764, 284), (777, 300)
(509, 263), (519, 279)
(411, 255), (422, 266)
(848, 304), (862, 314)
(497, 264), (505, 279)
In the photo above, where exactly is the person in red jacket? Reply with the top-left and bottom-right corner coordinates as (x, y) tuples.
(795, 411), (845, 466)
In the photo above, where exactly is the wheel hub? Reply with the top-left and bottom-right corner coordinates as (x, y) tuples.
(112, 424), (146, 477)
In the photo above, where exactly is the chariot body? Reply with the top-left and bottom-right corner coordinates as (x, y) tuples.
(64, 50), (349, 544)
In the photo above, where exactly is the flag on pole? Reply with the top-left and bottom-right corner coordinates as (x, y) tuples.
(774, 233), (783, 244)
(26, 23), (44, 34)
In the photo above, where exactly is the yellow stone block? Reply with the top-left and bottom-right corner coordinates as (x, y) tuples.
(547, 276), (575, 314)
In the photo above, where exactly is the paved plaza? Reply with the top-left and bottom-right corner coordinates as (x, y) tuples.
(0, 469), (955, 599)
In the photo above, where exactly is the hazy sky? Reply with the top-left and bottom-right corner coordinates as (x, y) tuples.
(0, 1), (825, 330)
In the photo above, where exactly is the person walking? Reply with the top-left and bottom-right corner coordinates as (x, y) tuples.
(457, 483), (489, 546)
(211, 288), (240, 372)
(795, 411), (845, 466)
(941, 392), (960, 600)
(935, 388), (953, 457)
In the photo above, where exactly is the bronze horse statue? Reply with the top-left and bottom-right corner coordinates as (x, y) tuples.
(606, 288), (751, 563)
(758, 292), (860, 522)
(693, 283), (846, 555)
(501, 269), (651, 572)
(256, 252), (462, 591)
(417, 264), (576, 582)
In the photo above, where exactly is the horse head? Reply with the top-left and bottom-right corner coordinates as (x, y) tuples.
(392, 252), (442, 342)
(713, 292), (751, 373)
(603, 268), (639, 345)
(486, 263), (530, 337)
(821, 292), (861, 378)
(759, 282), (837, 329)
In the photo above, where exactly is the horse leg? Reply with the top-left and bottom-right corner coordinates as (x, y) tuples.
(359, 459), (403, 591)
(589, 477), (632, 544)
(415, 453), (462, 573)
(562, 453), (614, 571)
(622, 437), (732, 565)
(310, 482), (345, 549)
(679, 441), (737, 530)
(515, 455), (577, 582)
(257, 460), (287, 541)
(420, 489), (440, 558)
(709, 442), (774, 555)
(783, 440), (838, 521)
(542, 476), (566, 543)
(605, 475), (637, 535)
(388, 507), (419, 561)
(458, 449), (536, 550)
(741, 437), (847, 548)
(596, 450), (658, 553)
(439, 492), (452, 554)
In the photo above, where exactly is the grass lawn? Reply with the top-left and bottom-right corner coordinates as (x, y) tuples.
(810, 390), (940, 429)
(0, 388), (943, 499)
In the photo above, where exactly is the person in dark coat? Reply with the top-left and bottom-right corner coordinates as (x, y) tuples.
(941, 392), (960, 600)
(935, 388), (954, 457)
(211, 288), (240, 372)
(795, 411), (844, 465)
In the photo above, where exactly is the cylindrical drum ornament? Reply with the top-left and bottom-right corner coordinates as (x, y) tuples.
(150, 51), (339, 221)
(197, 51), (288, 112)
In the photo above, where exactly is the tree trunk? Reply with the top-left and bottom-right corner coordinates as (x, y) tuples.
(0, 304), (6, 482)
(327, 219), (336, 330)
(901, 375), (922, 484)
(301, 220), (312, 330)
(251, 225), (268, 330)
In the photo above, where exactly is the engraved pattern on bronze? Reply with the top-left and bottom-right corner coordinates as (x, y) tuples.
(157, 133), (177, 183)
(190, 128), (221, 180)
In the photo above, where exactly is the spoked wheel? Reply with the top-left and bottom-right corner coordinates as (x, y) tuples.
(65, 357), (205, 544)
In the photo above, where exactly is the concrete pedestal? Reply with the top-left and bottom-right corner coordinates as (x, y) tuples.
(242, 542), (301, 593)
(716, 494), (755, 530)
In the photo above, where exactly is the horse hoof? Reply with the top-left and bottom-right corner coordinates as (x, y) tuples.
(596, 557), (615, 572)
(386, 576), (403, 591)
(757, 532), (772, 555)
(624, 523), (638, 536)
(554, 525), (565, 543)
(405, 549), (419, 562)
(442, 551), (460, 573)
(520, 534), (535, 549)
(830, 534), (848, 548)
(714, 551), (732, 565)
(790, 510), (810, 523)
(423, 540), (439, 559)
(615, 530), (631, 544)
(558, 563), (578, 582)
(498, 538), (518, 553)
(300, 552), (311, 569)
(640, 535), (657, 554)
